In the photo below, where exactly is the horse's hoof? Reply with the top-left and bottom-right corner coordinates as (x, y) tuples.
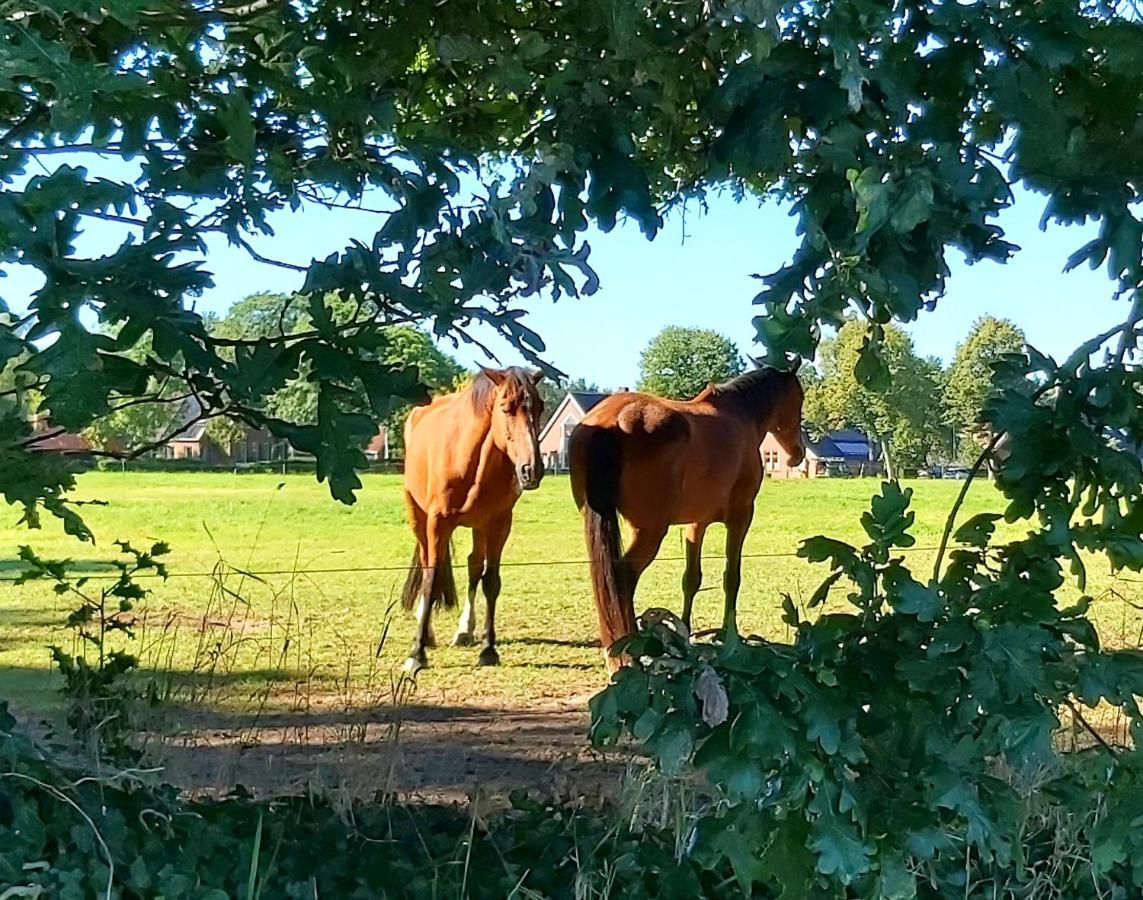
(718, 628), (742, 649)
(452, 632), (476, 647)
(477, 647), (500, 667)
(402, 655), (426, 674)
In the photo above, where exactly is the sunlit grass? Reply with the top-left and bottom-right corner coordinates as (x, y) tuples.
(2, 471), (1139, 714)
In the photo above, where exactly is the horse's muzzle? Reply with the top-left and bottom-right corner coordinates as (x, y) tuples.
(517, 461), (543, 491)
(787, 447), (806, 468)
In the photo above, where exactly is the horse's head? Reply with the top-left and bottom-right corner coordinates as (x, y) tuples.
(481, 367), (546, 491)
(738, 358), (806, 467)
(769, 367), (806, 468)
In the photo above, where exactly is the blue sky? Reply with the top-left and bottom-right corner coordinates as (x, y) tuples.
(4, 162), (1128, 389)
(187, 184), (1127, 387)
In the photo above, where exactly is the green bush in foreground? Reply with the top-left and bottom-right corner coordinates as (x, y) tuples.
(592, 483), (1143, 898)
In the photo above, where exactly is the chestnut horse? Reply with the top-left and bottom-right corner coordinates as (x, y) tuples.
(569, 365), (805, 668)
(400, 367), (545, 672)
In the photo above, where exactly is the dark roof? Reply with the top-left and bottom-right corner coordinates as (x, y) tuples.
(570, 391), (609, 413)
(166, 397), (209, 442)
(805, 428), (874, 461)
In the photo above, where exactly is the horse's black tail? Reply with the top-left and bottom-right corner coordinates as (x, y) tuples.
(400, 541), (458, 612)
(573, 426), (635, 661)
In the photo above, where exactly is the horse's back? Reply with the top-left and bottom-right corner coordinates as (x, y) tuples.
(578, 393), (688, 439)
(571, 392), (761, 524)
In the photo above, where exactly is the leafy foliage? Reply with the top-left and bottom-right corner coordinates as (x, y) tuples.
(803, 321), (944, 475)
(637, 327), (744, 400)
(16, 541), (170, 760)
(2, 2), (1142, 891)
(208, 292), (465, 454)
(593, 476), (1143, 897)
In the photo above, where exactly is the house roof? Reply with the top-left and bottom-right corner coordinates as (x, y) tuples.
(164, 396), (209, 443)
(28, 426), (91, 454)
(805, 428), (874, 461)
(537, 390), (611, 444)
(568, 391), (609, 414)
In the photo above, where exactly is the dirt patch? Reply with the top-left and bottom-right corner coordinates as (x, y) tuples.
(147, 694), (639, 805)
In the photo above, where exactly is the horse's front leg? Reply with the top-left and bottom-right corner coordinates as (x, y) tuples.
(453, 530), (487, 647)
(476, 511), (512, 666)
(404, 515), (452, 673)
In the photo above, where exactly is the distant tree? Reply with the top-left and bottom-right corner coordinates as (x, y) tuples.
(637, 327), (744, 400)
(796, 363), (823, 393)
(209, 294), (465, 452)
(209, 293), (309, 342)
(537, 377), (601, 428)
(84, 399), (181, 455)
(943, 317), (1027, 461)
(378, 328), (467, 456)
(804, 321), (943, 478)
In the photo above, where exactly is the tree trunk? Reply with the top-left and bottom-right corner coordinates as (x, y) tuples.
(881, 439), (896, 481)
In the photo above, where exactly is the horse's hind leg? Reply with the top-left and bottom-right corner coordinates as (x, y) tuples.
(622, 522), (669, 619)
(453, 530), (487, 647)
(681, 522), (707, 630)
(721, 505), (754, 640)
(477, 511), (512, 666)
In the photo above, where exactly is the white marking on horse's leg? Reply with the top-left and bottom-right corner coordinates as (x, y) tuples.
(415, 594), (436, 647)
(403, 654), (424, 674)
(452, 592), (477, 646)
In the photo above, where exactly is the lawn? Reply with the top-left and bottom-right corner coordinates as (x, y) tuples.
(2, 471), (1141, 715)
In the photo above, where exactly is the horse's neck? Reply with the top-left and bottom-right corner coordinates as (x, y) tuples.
(707, 394), (771, 439)
(461, 406), (510, 488)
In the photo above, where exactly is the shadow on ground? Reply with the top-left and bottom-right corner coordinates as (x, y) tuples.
(147, 699), (635, 804)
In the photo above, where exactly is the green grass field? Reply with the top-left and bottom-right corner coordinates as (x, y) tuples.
(2, 472), (1141, 714)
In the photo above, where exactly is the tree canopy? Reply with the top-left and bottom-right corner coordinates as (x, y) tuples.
(804, 320), (943, 477)
(637, 327), (744, 400)
(3, 4), (1143, 894)
(942, 316), (1027, 458)
(2, 0), (1142, 538)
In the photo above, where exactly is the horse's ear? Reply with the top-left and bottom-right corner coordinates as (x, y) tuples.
(791, 354), (803, 373)
(529, 368), (545, 384)
(748, 355), (764, 370)
(480, 367), (506, 385)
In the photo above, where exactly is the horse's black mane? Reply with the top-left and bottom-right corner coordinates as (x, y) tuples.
(468, 367), (534, 411)
(706, 367), (796, 418)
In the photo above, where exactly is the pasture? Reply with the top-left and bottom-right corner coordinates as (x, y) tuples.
(2, 471), (1141, 796)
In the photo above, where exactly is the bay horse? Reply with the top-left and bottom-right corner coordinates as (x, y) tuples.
(400, 367), (545, 672)
(569, 364), (805, 669)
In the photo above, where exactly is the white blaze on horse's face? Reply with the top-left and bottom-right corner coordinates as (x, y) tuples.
(483, 368), (546, 491)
